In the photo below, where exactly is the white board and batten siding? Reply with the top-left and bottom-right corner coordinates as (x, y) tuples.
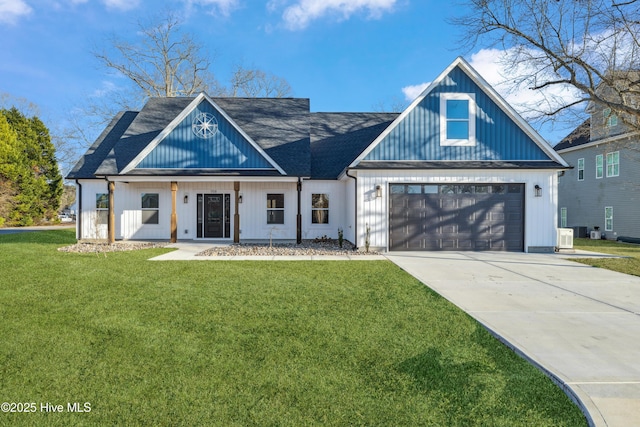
(355, 169), (559, 252)
(76, 179), (110, 240)
(235, 182), (297, 241)
(300, 180), (350, 241)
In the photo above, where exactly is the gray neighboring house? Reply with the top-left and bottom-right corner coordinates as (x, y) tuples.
(555, 108), (640, 240)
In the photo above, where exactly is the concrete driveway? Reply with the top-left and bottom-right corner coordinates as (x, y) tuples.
(385, 251), (640, 427)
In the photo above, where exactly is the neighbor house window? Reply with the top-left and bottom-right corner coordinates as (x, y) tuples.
(560, 207), (567, 228)
(141, 193), (159, 225)
(606, 151), (619, 177)
(603, 108), (618, 127)
(605, 207), (613, 231)
(267, 194), (284, 224)
(577, 158), (584, 181)
(95, 193), (109, 225)
(311, 194), (329, 224)
(596, 154), (604, 179)
(440, 93), (476, 146)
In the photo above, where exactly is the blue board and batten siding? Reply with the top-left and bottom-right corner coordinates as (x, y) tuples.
(137, 100), (273, 170)
(364, 66), (549, 162)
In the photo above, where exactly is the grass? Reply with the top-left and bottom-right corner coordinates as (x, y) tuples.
(572, 238), (640, 276)
(0, 230), (586, 426)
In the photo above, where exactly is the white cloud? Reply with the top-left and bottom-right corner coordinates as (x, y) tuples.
(102, 0), (140, 11)
(0, 0), (33, 24)
(401, 49), (583, 121)
(277, 0), (397, 30)
(184, 0), (240, 16)
(468, 48), (582, 120)
(401, 82), (429, 103)
(91, 81), (118, 98)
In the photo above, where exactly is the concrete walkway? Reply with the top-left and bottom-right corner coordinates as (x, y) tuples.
(385, 251), (640, 427)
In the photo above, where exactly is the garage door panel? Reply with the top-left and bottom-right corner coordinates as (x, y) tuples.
(389, 183), (524, 252)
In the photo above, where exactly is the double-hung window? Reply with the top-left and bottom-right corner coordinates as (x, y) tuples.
(141, 193), (159, 225)
(606, 151), (619, 177)
(605, 207), (614, 231)
(311, 194), (329, 224)
(440, 93), (476, 146)
(603, 108), (618, 127)
(96, 193), (109, 225)
(577, 158), (584, 181)
(560, 207), (567, 228)
(267, 194), (284, 224)
(595, 154), (604, 179)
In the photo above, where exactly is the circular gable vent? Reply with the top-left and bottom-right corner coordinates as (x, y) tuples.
(192, 112), (218, 139)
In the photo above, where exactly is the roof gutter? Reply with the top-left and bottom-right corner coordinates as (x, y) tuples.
(345, 169), (358, 250)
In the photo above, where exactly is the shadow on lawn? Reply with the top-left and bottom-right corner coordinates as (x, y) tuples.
(0, 229), (77, 246)
(395, 327), (587, 425)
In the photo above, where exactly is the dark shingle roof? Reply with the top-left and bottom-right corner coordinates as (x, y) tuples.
(310, 112), (399, 179)
(215, 98), (311, 176)
(554, 119), (590, 151)
(66, 111), (139, 179)
(67, 97), (312, 178)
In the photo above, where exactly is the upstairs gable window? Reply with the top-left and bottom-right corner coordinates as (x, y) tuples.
(603, 108), (618, 127)
(440, 93), (476, 146)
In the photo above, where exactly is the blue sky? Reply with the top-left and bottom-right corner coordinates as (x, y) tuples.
(1, 0), (580, 166)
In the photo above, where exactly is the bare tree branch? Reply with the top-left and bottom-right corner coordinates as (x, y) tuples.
(453, 0), (640, 132)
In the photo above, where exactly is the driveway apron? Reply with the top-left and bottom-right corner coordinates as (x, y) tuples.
(385, 251), (640, 427)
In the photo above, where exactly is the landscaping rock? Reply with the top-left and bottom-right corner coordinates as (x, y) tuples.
(197, 240), (377, 256)
(58, 242), (168, 253)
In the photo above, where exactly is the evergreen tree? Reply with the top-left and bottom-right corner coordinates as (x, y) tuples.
(0, 108), (63, 225)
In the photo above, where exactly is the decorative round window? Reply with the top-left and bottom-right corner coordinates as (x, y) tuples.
(192, 112), (218, 139)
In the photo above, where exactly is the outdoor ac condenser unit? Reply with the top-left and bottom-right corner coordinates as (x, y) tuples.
(590, 230), (601, 240)
(557, 228), (574, 249)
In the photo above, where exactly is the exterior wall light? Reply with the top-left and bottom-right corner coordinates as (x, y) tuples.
(375, 185), (382, 198)
(183, 194), (189, 204)
(534, 185), (542, 197)
(238, 194), (243, 203)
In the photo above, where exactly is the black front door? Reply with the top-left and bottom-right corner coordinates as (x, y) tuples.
(197, 194), (231, 238)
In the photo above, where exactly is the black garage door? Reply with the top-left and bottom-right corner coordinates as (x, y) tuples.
(389, 184), (524, 251)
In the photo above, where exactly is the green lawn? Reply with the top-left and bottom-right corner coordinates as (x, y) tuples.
(0, 230), (586, 426)
(573, 238), (640, 277)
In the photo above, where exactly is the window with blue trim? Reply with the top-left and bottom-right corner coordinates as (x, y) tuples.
(440, 93), (476, 146)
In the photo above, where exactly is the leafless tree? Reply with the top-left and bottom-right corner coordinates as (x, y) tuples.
(226, 64), (292, 98)
(94, 12), (219, 99)
(452, 0), (640, 131)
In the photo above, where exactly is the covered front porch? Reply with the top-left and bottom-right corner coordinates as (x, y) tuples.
(81, 176), (303, 244)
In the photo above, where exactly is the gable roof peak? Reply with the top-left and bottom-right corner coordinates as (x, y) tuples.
(346, 56), (569, 170)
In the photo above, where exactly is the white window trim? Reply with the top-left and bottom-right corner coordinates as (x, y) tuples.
(141, 192), (160, 226)
(605, 206), (613, 232)
(311, 193), (330, 226)
(577, 158), (584, 181)
(440, 93), (476, 147)
(266, 193), (285, 225)
(603, 108), (618, 127)
(96, 193), (109, 225)
(606, 151), (620, 177)
(595, 154), (604, 179)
